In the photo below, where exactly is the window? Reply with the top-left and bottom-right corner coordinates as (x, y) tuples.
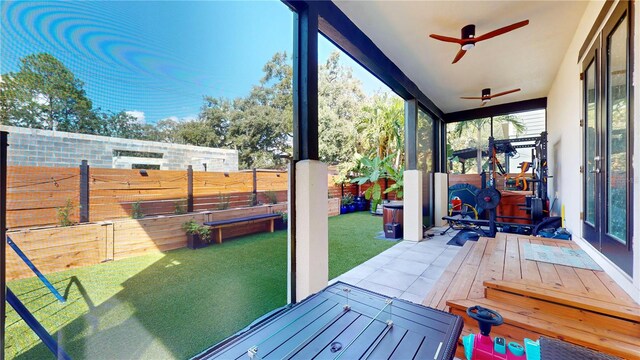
(446, 118), (490, 174)
(417, 109), (434, 172)
(132, 164), (161, 170)
(446, 111), (546, 174)
(113, 150), (164, 159)
(1, 1), (294, 358)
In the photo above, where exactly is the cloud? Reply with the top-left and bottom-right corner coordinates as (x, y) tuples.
(125, 110), (146, 124)
(161, 115), (197, 123)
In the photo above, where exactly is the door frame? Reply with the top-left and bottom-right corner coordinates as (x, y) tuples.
(581, 0), (634, 276)
(581, 41), (600, 248)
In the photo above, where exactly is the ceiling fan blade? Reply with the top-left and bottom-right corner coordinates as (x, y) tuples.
(474, 20), (529, 42)
(460, 96), (484, 100)
(490, 88), (521, 98)
(452, 48), (467, 64)
(481, 101), (488, 107)
(429, 34), (464, 44)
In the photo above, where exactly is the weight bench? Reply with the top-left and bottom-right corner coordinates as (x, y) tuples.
(204, 213), (282, 244)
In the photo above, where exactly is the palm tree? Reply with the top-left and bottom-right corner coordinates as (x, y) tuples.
(357, 94), (404, 169)
(450, 114), (525, 173)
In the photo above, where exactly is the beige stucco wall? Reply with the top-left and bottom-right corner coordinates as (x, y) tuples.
(546, 0), (639, 301)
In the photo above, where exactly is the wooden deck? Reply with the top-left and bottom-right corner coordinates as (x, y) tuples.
(422, 233), (640, 359)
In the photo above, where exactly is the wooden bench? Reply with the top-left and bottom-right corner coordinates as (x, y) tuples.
(204, 213), (282, 244)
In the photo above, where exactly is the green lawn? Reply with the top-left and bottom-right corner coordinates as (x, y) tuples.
(5, 212), (393, 359)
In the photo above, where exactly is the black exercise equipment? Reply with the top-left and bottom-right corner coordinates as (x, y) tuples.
(475, 188), (501, 210)
(443, 132), (550, 237)
(533, 216), (562, 236)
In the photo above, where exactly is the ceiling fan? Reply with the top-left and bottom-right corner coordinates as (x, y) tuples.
(430, 20), (529, 64)
(461, 88), (521, 106)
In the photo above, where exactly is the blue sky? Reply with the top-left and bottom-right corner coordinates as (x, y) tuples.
(1, 0), (389, 124)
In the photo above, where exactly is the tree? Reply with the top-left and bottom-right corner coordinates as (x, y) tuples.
(448, 115), (525, 173)
(318, 52), (365, 165)
(140, 118), (181, 143)
(95, 111), (146, 139)
(227, 52), (293, 169)
(0, 53), (96, 132)
(178, 96), (232, 148)
(357, 94), (404, 169)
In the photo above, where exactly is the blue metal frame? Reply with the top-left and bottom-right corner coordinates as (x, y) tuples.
(6, 288), (71, 360)
(1, 131), (7, 358)
(6, 236), (65, 303)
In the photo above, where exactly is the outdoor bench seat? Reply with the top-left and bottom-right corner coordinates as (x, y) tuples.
(204, 213), (281, 243)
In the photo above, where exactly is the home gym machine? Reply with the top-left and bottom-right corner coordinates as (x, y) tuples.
(443, 132), (555, 237)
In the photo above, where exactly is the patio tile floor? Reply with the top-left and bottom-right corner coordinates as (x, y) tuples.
(330, 226), (462, 304)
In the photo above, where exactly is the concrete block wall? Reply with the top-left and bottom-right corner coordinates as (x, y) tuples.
(1, 125), (238, 171)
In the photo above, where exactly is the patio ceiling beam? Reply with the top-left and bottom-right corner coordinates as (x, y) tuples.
(283, 0), (444, 120)
(443, 97), (547, 123)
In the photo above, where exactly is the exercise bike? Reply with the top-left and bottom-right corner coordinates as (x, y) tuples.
(462, 306), (540, 360)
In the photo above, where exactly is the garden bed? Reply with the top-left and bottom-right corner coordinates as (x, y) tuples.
(6, 199), (341, 280)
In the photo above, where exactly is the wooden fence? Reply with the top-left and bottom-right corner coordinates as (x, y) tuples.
(448, 173), (521, 191)
(7, 163), (398, 229)
(6, 165), (293, 229)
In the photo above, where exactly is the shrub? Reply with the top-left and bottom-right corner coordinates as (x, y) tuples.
(341, 194), (354, 206)
(131, 201), (144, 219)
(181, 220), (211, 241)
(57, 199), (75, 227)
(217, 193), (230, 210)
(174, 200), (187, 215)
(264, 190), (278, 204)
(248, 193), (258, 207)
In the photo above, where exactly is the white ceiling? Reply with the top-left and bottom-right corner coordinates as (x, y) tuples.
(333, 1), (589, 114)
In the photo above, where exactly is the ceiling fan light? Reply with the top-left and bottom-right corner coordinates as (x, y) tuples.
(461, 43), (475, 51)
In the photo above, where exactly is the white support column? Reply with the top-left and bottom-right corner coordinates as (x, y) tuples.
(403, 170), (423, 241)
(295, 160), (328, 301)
(434, 172), (449, 227)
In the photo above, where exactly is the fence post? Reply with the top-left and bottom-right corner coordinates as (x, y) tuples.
(79, 160), (89, 223)
(252, 168), (257, 206)
(1, 131), (8, 350)
(187, 165), (194, 213)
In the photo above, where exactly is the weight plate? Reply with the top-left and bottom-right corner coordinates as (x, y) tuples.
(475, 188), (501, 210)
(531, 198), (544, 221)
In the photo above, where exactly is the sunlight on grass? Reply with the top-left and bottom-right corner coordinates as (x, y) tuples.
(5, 212), (392, 359)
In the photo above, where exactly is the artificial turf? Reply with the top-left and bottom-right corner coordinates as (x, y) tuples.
(5, 212), (394, 359)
